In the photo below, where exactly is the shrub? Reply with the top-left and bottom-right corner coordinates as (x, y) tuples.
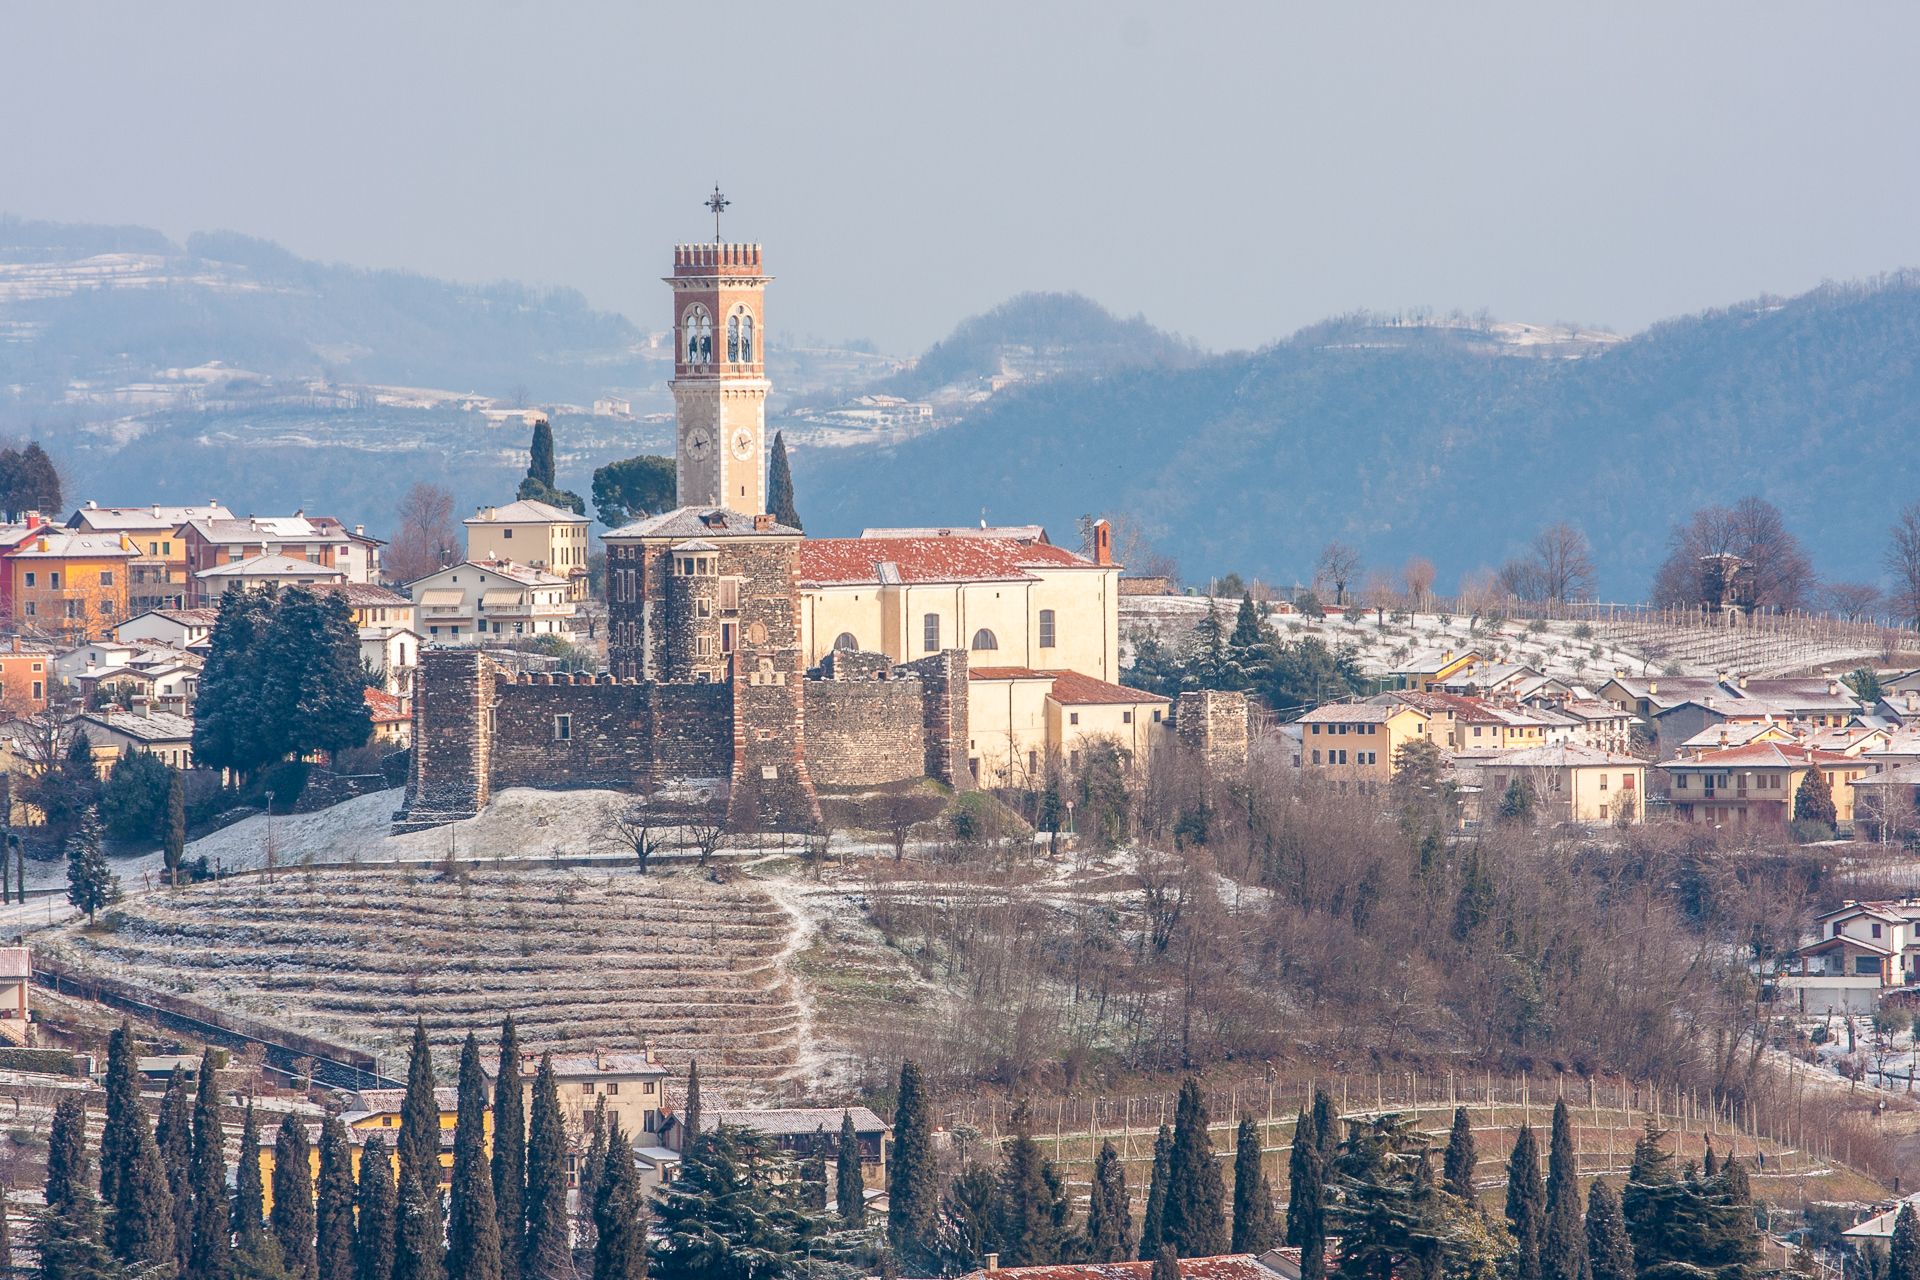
(1572, 622), (1593, 639)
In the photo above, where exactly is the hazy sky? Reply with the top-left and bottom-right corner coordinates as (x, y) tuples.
(7, 3), (1919, 352)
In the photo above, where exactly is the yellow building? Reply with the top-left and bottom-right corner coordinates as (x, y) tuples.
(1388, 648), (1483, 692)
(1296, 701), (1434, 791)
(465, 500), (594, 602)
(1661, 742), (1867, 830)
(257, 1085), (478, 1213)
(67, 501), (232, 612)
(1463, 744), (1646, 824)
(967, 667), (1172, 787)
(5, 529), (137, 640)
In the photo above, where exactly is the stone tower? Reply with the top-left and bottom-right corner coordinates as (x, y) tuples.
(668, 242), (771, 514)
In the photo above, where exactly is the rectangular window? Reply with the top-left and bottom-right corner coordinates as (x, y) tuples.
(1122, 711), (1132, 724)
(554, 715), (572, 741)
(606, 1082), (619, 1095)
(1599, 774), (1608, 790)
(922, 613), (939, 653)
(503, 528), (513, 539)
(22, 572), (33, 587)
(1311, 750), (1321, 764)
(1038, 609), (1056, 649)
(49, 572), (60, 588)
(1069, 712), (1080, 726)
(1873, 923), (1884, 938)
(1153, 709), (1162, 722)
(1857, 955), (1882, 976)
(100, 570), (114, 586)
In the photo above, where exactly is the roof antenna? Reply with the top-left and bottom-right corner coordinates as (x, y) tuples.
(980, 507), (988, 531)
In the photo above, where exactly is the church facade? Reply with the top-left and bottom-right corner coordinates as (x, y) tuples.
(398, 232), (1244, 833)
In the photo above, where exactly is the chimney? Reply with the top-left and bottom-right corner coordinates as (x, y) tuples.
(1092, 518), (1112, 566)
(354, 524), (365, 536)
(754, 514), (774, 531)
(1829, 679), (1841, 697)
(984, 1255), (1000, 1274)
(132, 695), (151, 718)
(1648, 680), (1659, 696)
(1906, 691), (1917, 714)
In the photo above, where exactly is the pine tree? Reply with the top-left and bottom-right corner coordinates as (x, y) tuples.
(354, 1133), (398, 1280)
(1543, 1101), (1587, 1280)
(651, 1122), (839, 1280)
(768, 431), (801, 529)
(273, 1113), (319, 1280)
(393, 1165), (447, 1280)
(528, 420), (556, 491)
(448, 1034), (503, 1280)
(193, 586), (278, 777)
(1232, 1117), (1277, 1253)
(316, 1117), (357, 1280)
(592, 1116), (646, 1280)
(165, 768), (187, 887)
(157, 1066), (195, 1277)
(98, 1021), (138, 1208)
(64, 804), (117, 922)
(1442, 1106), (1476, 1201)
(491, 1017), (526, 1280)
(1585, 1179), (1633, 1280)
(523, 1055), (571, 1280)
(41, 1094), (116, 1280)
(835, 1110), (866, 1226)
(1891, 1205), (1920, 1280)
(1506, 1125), (1546, 1280)
(682, 1059), (703, 1145)
(887, 1060), (937, 1264)
(190, 1053), (234, 1280)
(395, 1021), (444, 1262)
(1163, 1079), (1228, 1258)
(935, 1165), (1002, 1275)
(1085, 1140), (1133, 1262)
(1620, 1123), (1756, 1280)
(1139, 1123), (1173, 1262)
(113, 1102), (176, 1269)
(995, 1102), (1068, 1267)
(235, 1103), (267, 1244)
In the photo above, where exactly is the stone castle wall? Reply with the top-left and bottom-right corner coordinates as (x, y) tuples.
(804, 680), (931, 787)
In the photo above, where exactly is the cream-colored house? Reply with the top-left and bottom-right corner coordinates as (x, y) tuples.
(194, 552), (347, 598)
(1462, 743), (1645, 824)
(508, 1047), (673, 1141)
(465, 500), (593, 602)
(406, 560), (574, 644)
(966, 666), (1171, 787)
(798, 525), (1121, 683)
(1296, 702), (1434, 791)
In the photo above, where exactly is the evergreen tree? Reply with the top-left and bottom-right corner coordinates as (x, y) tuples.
(651, 1123), (841, 1280)
(592, 1116), (646, 1280)
(887, 1060), (937, 1264)
(591, 455), (676, 528)
(156, 1066), (195, 1277)
(393, 1166), (447, 1280)
(682, 1059), (703, 1144)
(575, 1098), (609, 1267)
(316, 1117), (357, 1280)
(41, 1094), (116, 1280)
(1153, 1245), (1180, 1280)
(448, 1034), (503, 1280)
(1162, 1079), (1228, 1258)
(113, 1102), (176, 1270)
(235, 1104), (267, 1244)
(1506, 1126), (1546, 1280)
(935, 1165), (1002, 1275)
(1232, 1117), (1277, 1253)
(768, 431), (801, 529)
(190, 1054), (233, 1280)
(233, 1224), (297, 1280)
(528, 420), (556, 491)
(1087, 1140), (1133, 1262)
(193, 587), (278, 777)
(1891, 1205), (1920, 1280)
(1190, 601), (1245, 691)
(1585, 1179), (1634, 1280)
(164, 768), (188, 887)
(1543, 1101), (1587, 1280)
(1621, 1123), (1758, 1280)
(260, 587), (376, 760)
(523, 1056), (571, 1280)
(801, 1138), (830, 1213)
(1331, 1115), (1454, 1280)
(395, 1020), (443, 1259)
(490, 1017), (526, 1280)
(98, 747), (172, 846)
(45, 1092), (88, 1214)
(273, 1113), (319, 1280)
(1795, 767), (1839, 828)
(995, 1102), (1069, 1267)
(354, 1133), (398, 1280)
(835, 1110), (866, 1226)
(64, 805), (117, 923)
(98, 1022), (138, 1209)
(1139, 1124), (1173, 1262)
(1442, 1106), (1476, 1202)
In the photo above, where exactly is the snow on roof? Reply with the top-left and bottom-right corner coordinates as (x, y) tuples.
(1661, 742), (1853, 770)
(800, 536), (1096, 587)
(195, 553), (346, 580)
(70, 502), (233, 531)
(0, 947), (30, 980)
(1297, 702), (1417, 725)
(465, 500), (587, 525)
(7, 530), (136, 559)
(603, 507), (800, 540)
(706, 1106), (887, 1136)
(1476, 743), (1645, 769)
(76, 708), (196, 742)
(860, 525), (1050, 543)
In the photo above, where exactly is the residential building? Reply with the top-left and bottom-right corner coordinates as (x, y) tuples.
(510, 1047), (673, 1142)
(1295, 701), (1432, 790)
(194, 552), (347, 598)
(361, 626), (423, 697)
(0, 946), (29, 1046)
(364, 687), (410, 748)
(464, 500), (593, 601)
(1660, 741), (1867, 829)
(74, 704), (196, 769)
(966, 665), (1171, 787)
(67, 501), (232, 611)
(672, 1106), (890, 1191)
(115, 607), (219, 651)
(307, 516), (385, 584)
(4, 529), (137, 640)
(1387, 648), (1483, 692)
(178, 514), (357, 599)
(1778, 900), (1920, 1013)
(406, 560), (574, 644)
(0, 638), (54, 714)
(1459, 744), (1645, 825)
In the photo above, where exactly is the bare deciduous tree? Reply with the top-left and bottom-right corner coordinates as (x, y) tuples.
(387, 482), (460, 583)
(1822, 581), (1883, 623)
(603, 804), (668, 874)
(1314, 540), (1362, 605)
(1887, 503), (1920, 626)
(1650, 496), (1814, 612)
(1078, 511), (1179, 583)
(1401, 557), (1436, 611)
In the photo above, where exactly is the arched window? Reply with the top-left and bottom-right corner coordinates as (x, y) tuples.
(970, 628), (999, 651)
(727, 314), (740, 362)
(741, 313), (755, 362)
(833, 632), (859, 652)
(684, 305), (713, 365)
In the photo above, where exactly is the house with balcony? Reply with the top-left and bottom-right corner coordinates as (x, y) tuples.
(405, 559), (574, 644)
(464, 500), (592, 602)
(1779, 900), (1920, 1013)
(1660, 741), (1869, 830)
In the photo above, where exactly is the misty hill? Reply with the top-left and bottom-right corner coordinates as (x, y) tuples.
(796, 275), (1920, 599)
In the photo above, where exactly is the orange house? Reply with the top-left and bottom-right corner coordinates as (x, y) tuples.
(5, 530), (136, 640)
(0, 638), (54, 714)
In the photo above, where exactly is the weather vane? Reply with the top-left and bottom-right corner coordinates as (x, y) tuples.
(706, 184), (730, 243)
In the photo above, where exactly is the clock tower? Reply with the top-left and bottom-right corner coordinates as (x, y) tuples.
(668, 204), (771, 513)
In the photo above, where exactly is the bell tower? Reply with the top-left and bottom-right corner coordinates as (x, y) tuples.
(669, 189), (771, 513)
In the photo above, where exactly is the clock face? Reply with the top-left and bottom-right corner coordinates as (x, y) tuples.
(687, 427), (713, 459)
(730, 427), (756, 461)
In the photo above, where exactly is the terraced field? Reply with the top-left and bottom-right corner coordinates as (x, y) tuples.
(45, 867), (808, 1101)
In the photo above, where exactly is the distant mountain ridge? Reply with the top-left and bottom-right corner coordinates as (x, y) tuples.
(796, 274), (1920, 598)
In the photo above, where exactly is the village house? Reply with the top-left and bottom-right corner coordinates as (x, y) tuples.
(1539, 697), (1639, 755)
(178, 513), (366, 601)
(361, 626), (423, 697)
(1459, 743), (1645, 825)
(666, 1106), (890, 1193)
(965, 666), (1171, 787)
(1295, 701), (1432, 790)
(1778, 900), (1920, 1013)
(0, 946), (30, 1046)
(1387, 647), (1483, 693)
(364, 687), (410, 747)
(3, 528), (137, 640)
(115, 606), (220, 651)
(67, 501), (233, 612)
(1660, 741), (1867, 829)
(464, 500), (594, 602)
(406, 559), (574, 643)
(74, 704), (197, 770)
(0, 637), (54, 714)
(194, 552), (348, 599)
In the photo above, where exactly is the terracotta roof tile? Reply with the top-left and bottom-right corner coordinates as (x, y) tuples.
(799, 537), (1096, 587)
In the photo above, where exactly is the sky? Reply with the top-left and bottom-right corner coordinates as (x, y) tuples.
(6, 2), (1919, 354)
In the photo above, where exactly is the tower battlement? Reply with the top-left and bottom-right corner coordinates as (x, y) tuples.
(673, 243), (767, 275)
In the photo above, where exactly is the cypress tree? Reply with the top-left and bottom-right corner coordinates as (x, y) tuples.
(1139, 1123), (1173, 1262)
(395, 1021), (444, 1263)
(235, 1103), (266, 1244)
(1153, 1244), (1180, 1280)
(1087, 1140), (1134, 1263)
(273, 1113), (319, 1280)
(887, 1059), (937, 1263)
(769, 431), (801, 529)
(935, 1164), (1002, 1274)
(1231, 1117), (1276, 1253)
(448, 1034), (503, 1280)
(592, 1116), (646, 1280)
(575, 1098), (608, 1266)
(490, 1017), (526, 1280)
(98, 1022), (139, 1209)
(157, 1066), (194, 1277)
(682, 1058), (703, 1145)
(1506, 1125), (1546, 1280)
(1309, 1089), (1340, 1161)
(190, 1053), (233, 1280)
(393, 1165), (447, 1280)
(1701, 1143), (1719, 1182)
(1163, 1078), (1228, 1258)
(0, 1191), (10, 1278)
(113, 1101), (176, 1268)
(45, 1092), (88, 1213)
(995, 1101), (1068, 1267)
(528, 420), (556, 491)
(1585, 1179), (1634, 1280)
(800, 1138), (829, 1213)
(523, 1055), (571, 1280)
(354, 1133), (398, 1280)
(1442, 1106), (1476, 1201)
(1892, 1204), (1920, 1280)
(835, 1110), (866, 1226)
(316, 1117), (357, 1280)
(42, 1094), (115, 1280)
(165, 768), (187, 887)
(1544, 1101), (1587, 1280)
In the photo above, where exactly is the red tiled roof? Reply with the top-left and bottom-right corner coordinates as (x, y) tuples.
(363, 687), (407, 722)
(969, 666), (1055, 682)
(967, 668), (1169, 704)
(799, 536), (1096, 587)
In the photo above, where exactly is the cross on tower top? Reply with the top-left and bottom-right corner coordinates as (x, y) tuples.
(705, 185), (730, 243)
